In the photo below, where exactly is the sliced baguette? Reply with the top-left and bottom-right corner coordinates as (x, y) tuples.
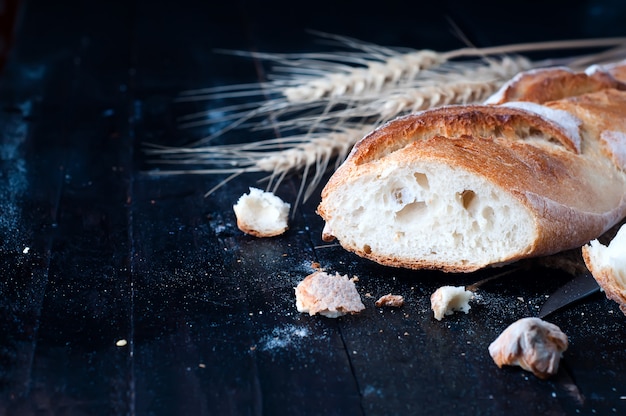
(317, 62), (626, 272)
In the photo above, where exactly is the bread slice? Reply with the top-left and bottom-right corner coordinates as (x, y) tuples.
(582, 223), (626, 315)
(317, 63), (626, 272)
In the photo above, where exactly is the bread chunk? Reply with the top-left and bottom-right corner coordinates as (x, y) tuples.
(375, 293), (404, 308)
(488, 317), (568, 379)
(430, 286), (473, 320)
(317, 62), (626, 272)
(582, 223), (626, 315)
(233, 187), (290, 237)
(295, 271), (365, 318)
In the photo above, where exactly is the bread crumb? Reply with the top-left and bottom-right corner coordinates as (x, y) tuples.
(488, 317), (568, 379)
(233, 187), (290, 237)
(115, 339), (127, 347)
(375, 293), (404, 307)
(430, 286), (473, 320)
(582, 223), (626, 315)
(295, 271), (365, 318)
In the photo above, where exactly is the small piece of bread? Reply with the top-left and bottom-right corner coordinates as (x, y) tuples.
(582, 223), (626, 315)
(233, 187), (290, 237)
(295, 271), (365, 318)
(375, 293), (404, 308)
(430, 286), (473, 320)
(488, 317), (568, 379)
(317, 61), (626, 272)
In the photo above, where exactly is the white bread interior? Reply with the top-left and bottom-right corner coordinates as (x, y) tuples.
(233, 187), (290, 237)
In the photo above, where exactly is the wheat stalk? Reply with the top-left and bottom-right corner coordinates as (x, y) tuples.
(148, 35), (626, 206)
(146, 126), (368, 203)
(178, 35), (626, 106)
(279, 56), (533, 127)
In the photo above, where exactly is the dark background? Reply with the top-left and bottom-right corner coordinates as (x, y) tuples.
(1, 0), (626, 415)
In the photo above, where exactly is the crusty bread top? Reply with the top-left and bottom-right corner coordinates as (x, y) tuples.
(485, 66), (626, 105)
(346, 104), (582, 165)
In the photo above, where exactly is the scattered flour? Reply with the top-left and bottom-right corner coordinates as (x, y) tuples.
(259, 324), (310, 351)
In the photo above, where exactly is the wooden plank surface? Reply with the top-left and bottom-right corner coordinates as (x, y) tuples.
(1, 1), (626, 415)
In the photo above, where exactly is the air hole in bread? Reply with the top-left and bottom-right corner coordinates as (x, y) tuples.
(393, 189), (404, 204)
(414, 172), (429, 189)
(458, 189), (476, 210)
(395, 201), (426, 222)
(482, 206), (495, 224)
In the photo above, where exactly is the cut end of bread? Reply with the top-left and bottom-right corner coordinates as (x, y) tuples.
(295, 271), (365, 318)
(582, 224), (626, 315)
(319, 160), (536, 272)
(233, 187), (290, 237)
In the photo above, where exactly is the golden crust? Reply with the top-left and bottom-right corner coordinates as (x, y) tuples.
(486, 66), (626, 105)
(346, 105), (581, 167)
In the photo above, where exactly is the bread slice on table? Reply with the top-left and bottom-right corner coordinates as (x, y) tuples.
(317, 62), (626, 272)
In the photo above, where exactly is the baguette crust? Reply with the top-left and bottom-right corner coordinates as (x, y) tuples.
(485, 66), (626, 105)
(318, 62), (626, 272)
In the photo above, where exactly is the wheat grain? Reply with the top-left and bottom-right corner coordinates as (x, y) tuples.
(277, 37), (626, 104)
(349, 56), (533, 120)
(282, 49), (444, 103)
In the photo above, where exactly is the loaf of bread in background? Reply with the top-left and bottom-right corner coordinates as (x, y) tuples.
(317, 62), (626, 272)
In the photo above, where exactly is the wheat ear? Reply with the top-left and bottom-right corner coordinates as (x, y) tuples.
(180, 35), (626, 106)
(280, 55), (533, 127)
(145, 126), (368, 201)
(174, 36), (626, 145)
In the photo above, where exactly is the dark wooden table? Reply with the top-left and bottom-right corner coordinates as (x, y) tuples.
(2, 1), (626, 414)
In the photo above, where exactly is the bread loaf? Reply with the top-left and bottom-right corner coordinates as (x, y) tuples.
(317, 61), (626, 272)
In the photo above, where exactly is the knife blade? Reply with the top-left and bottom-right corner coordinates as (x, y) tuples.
(538, 271), (601, 318)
